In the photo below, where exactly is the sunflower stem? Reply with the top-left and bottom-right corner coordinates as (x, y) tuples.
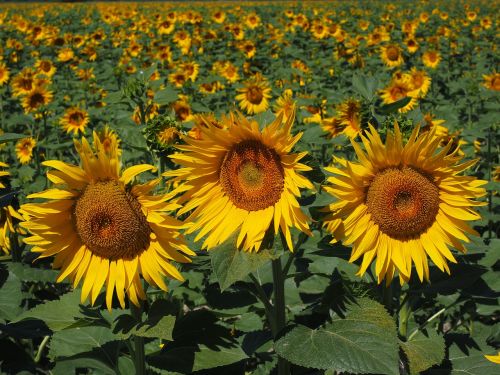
(34, 335), (50, 363)
(398, 292), (411, 340)
(130, 302), (146, 375)
(272, 257), (290, 375)
(249, 273), (276, 335)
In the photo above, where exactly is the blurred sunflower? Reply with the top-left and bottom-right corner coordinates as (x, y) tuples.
(165, 109), (313, 251)
(236, 74), (272, 115)
(20, 133), (194, 310)
(96, 125), (121, 157)
(380, 44), (404, 68)
(380, 78), (418, 113)
(34, 59), (57, 78)
(0, 163), (24, 255)
(21, 86), (53, 114)
(323, 124), (486, 284)
(273, 89), (296, 124)
(11, 68), (36, 96)
(422, 50), (441, 69)
(337, 99), (362, 138)
(407, 67), (431, 97)
(60, 107), (90, 135)
(405, 37), (419, 53)
(482, 72), (500, 91)
(0, 62), (9, 86)
(15, 137), (36, 164)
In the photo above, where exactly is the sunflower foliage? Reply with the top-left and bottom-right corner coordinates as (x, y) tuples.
(0, 2), (498, 375)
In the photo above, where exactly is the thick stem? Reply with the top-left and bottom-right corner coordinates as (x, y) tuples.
(398, 293), (410, 340)
(249, 273), (276, 336)
(130, 303), (146, 375)
(272, 258), (290, 375)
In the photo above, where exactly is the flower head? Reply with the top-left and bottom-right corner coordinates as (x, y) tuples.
(323, 124), (486, 284)
(21, 133), (194, 310)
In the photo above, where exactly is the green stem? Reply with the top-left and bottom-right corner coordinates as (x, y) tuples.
(35, 335), (50, 363)
(398, 293), (411, 340)
(272, 258), (290, 375)
(249, 273), (276, 336)
(381, 281), (393, 314)
(130, 303), (146, 375)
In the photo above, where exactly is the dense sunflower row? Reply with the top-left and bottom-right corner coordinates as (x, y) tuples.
(0, 1), (498, 372)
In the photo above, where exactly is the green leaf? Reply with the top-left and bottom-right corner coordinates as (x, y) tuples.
(401, 331), (445, 374)
(352, 74), (379, 101)
(48, 326), (116, 359)
(0, 133), (26, 144)
(13, 290), (85, 331)
(113, 299), (176, 340)
(449, 351), (499, 375)
(275, 297), (399, 375)
(8, 263), (59, 283)
(210, 236), (281, 291)
(148, 344), (247, 373)
(154, 87), (178, 105)
(0, 272), (23, 322)
(377, 97), (412, 114)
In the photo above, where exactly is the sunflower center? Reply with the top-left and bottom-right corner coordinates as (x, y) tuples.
(247, 86), (264, 104)
(74, 181), (151, 260)
(366, 167), (439, 239)
(69, 112), (84, 124)
(386, 46), (399, 60)
(219, 140), (284, 211)
(30, 93), (45, 107)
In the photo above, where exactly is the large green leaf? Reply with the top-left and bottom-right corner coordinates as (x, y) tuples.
(48, 326), (116, 359)
(148, 344), (247, 373)
(352, 74), (379, 101)
(401, 331), (445, 374)
(275, 297), (399, 375)
(377, 97), (412, 114)
(154, 87), (178, 105)
(210, 236), (280, 291)
(13, 290), (85, 331)
(8, 263), (59, 283)
(0, 272), (23, 322)
(0, 133), (26, 144)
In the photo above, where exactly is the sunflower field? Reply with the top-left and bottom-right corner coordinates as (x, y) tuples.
(0, 1), (498, 374)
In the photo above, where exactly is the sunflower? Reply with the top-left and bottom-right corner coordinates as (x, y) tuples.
(0, 62), (9, 86)
(380, 44), (404, 68)
(1, 163), (24, 255)
(323, 124), (486, 284)
(482, 72), (500, 91)
(164, 109), (313, 252)
(321, 117), (344, 139)
(405, 37), (419, 53)
(21, 86), (53, 114)
(96, 125), (121, 157)
(15, 137), (37, 164)
(407, 67), (431, 97)
(20, 133), (194, 310)
(236, 74), (272, 115)
(380, 79), (418, 113)
(57, 47), (74, 63)
(60, 107), (90, 135)
(11, 68), (36, 96)
(337, 99), (362, 138)
(34, 59), (57, 78)
(273, 89), (296, 124)
(422, 50), (441, 69)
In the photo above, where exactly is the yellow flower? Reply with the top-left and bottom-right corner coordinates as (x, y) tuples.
(34, 59), (57, 78)
(422, 50), (441, 69)
(57, 47), (74, 63)
(380, 79), (418, 113)
(236, 75), (272, 115)
(20, 133), (194, 310)
(15, 137), (37, 164)
(60, 107), (90, 135)
(380, 44), (404, 68)
(407, 67), (432, 97)
(96, 125), (121, 157)
(273, 89), (296, 124)
(21, 86), (53, 114)
(337, 99), (362, 138)
(323, 124), (486, 285)
(0, 62), (9, 86)
(165, 109), (313, 252)
(405, 37), (419, 53)
(482, 72), (500, 91)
